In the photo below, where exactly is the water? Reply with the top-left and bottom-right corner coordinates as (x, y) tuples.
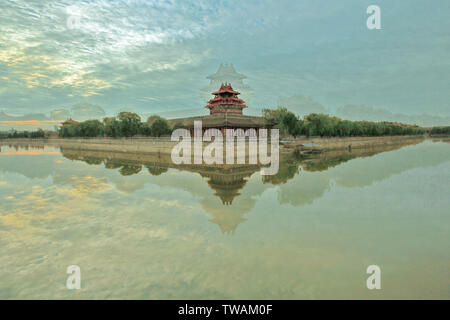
(0, 139), (449, 299)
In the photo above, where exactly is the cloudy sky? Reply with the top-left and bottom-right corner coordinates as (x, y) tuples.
(0, 0), (449, 117)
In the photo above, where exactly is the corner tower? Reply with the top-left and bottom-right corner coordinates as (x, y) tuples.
(205, 83), (247, 116)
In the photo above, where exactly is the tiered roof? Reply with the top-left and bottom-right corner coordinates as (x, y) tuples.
(205, 83), (248, 113)
(212, 83), (241, 95)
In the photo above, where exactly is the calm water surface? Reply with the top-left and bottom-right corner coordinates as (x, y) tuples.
(0, 140), (449, 299)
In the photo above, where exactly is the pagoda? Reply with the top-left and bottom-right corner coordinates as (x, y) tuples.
(205, 83), (247, 116)
(168, 82), (266, 138)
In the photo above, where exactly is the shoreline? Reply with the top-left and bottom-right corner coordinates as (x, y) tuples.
(282, 135), (428, 153)
(0, 135), (435, 180)
(0, 135), (432, 155)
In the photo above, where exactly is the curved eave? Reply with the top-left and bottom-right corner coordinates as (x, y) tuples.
(205, 104), (248, 109)
(212, 89), (241, 95)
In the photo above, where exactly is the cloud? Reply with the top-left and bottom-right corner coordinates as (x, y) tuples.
(0, 0), (213, 99)
(0, 0), (449, 116)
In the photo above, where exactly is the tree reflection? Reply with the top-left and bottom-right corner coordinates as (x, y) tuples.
(119, 164), (142, 176)
(146, 164), (169, 176)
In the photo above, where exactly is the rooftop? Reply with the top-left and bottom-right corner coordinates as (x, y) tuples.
(212, 83), (241, 95)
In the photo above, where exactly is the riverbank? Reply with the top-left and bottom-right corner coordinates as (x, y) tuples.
(283, 135), (427, 154)
(0, 135), (431, 156)
(0, 135), (433, 182)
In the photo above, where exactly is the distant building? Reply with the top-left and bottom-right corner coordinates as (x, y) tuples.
(60, 118), (78, 127)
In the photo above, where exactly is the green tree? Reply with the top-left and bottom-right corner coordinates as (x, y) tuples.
(103, 117), (120, 137)
(172, 122), (184, 131)
(280, 111), (299, 137)
(303, 113), (336, 137)
(118, 112), (141, 137)
(139, 123), (152, 136)
(335, 120), (352, 137)
(151, 118), (170, 137)
(147, 115), (164, 126)
(78, 120), (104, 137)
(293, 119), (305, 137)
(263, 107), (288, 127)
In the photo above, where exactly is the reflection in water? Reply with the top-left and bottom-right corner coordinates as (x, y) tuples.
(1, 138), (448, 234)
(0, 138), (444, 235)
(59, 142), (423, 235)
(0, 139), (449, 299)
(0, 138), (437, 235)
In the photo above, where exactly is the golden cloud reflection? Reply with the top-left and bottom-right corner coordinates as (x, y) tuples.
(0, 150), (60, 156)
(70, 175), (111, 195)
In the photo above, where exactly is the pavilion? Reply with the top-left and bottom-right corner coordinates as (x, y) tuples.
(168, 83), (266, 137)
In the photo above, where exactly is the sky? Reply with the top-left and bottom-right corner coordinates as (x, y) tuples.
(0, 0), (449, 118)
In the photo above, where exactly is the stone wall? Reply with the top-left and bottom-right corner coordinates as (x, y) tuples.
(1, 135), (427, 155)
(282, 135), (426, 152)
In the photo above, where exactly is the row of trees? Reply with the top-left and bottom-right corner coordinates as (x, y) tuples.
(0, 129), (46, 139)
(59, 112), (171, 138)
(2, 109), (446, 140)
(264, 108), (426, 137)
(429, 126), (450, 135)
